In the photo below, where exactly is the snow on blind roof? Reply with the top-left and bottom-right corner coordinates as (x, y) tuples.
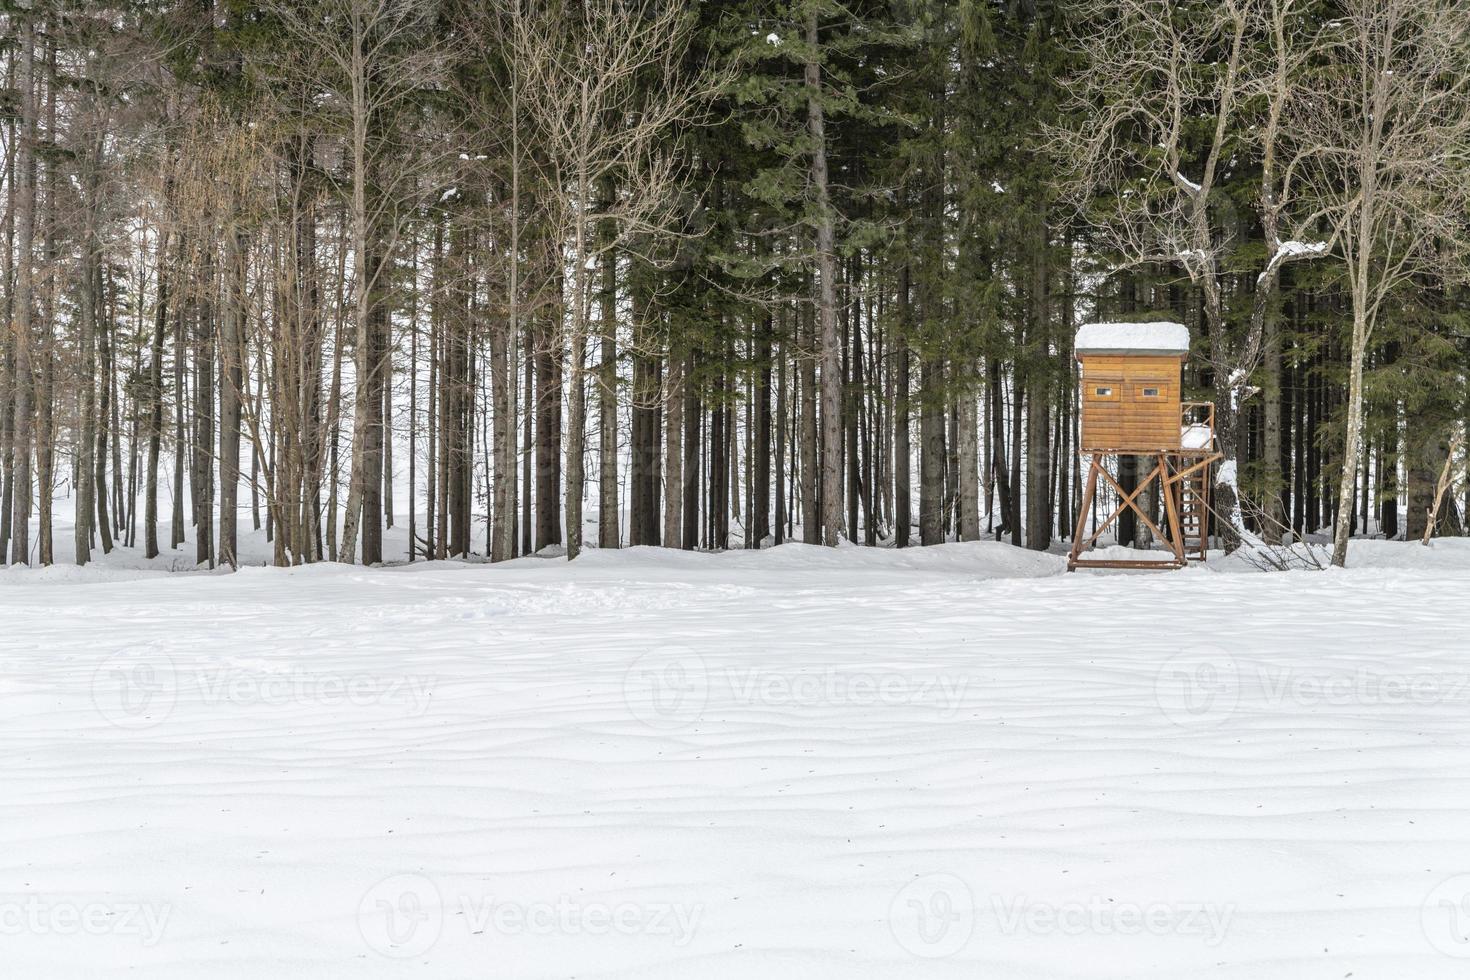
(1074, 321), (1190, 355)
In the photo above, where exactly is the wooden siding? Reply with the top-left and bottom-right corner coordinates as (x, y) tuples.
(1079, 354), (1184, 451)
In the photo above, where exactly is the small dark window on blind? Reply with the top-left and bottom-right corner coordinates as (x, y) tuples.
(1094, 386), (1113, 397)
(1141, 387), (1160, 397)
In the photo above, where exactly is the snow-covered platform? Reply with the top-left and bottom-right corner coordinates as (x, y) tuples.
(5, 540), (1470, 978)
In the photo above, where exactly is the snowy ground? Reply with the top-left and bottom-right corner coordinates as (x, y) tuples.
(5, 539), (1470, 977)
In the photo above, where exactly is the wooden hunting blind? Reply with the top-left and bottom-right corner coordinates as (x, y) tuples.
(1068, 322), (1224, 571)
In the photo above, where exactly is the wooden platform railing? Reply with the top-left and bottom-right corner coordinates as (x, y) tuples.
(1179, 401), (1216, 454)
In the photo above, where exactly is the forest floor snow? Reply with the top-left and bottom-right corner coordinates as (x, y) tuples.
(4, 540), (1470, 977)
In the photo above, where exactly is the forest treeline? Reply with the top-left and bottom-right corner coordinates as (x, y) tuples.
(2, 0), (1468, 570)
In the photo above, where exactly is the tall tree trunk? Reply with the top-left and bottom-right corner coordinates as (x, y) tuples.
(0, 64), (15, 565)
(492, 149), (522, 563)
(383, 346), (394, 532)
(957, 369), (980, 542)
(337, 46), (381, 564)
(35, 328), (53, 566)
(774, 325), (787, 545)
(490, 288), (515, 563)
(919, 360), (944, 545)
(171, 265), (186, 551)
(844, 283), (860, 542)
(629, 274), (660, 547)
(408, 241), (419, 562)
(987, 361), (1005, 537)
(662, 347), (683, 548)
(522, 310), (534, 555)
(219, 231), (246, 568)
(805, 9), (843, 547)
(1025, 214), (1051, 551)
(565, 187), (591, 561)
(1331, 310), (1368, 567)
(8, 22), (36, 566)
(682, 355), (700, 550)
(709, 368), (726, 550)
(145, 231), (170, 561)
(752, 311), (772, 547)
(75, 146), (102, 566)
(895, 263), (911, 547)
(535, 281), (563, 551)
(1261, 295), (1285, 543)
(1380, 403), (1399, 540)
(597, 202), (618, 550)
(95, 263), (115, 555)
(359, 241), (387, 565)
(799, 302), (819, 544)
(194, 254), (215, 568)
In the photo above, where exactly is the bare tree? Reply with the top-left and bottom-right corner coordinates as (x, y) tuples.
(1292, 0), (1470, 567)
(506, 0), (715, 560)
(175, 109), (269, 569)
(453, 1), (546, 563)
(263, 0), (444, 565)
(71, 64), (113, 567)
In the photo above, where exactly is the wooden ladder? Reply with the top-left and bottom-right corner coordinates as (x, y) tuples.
(1174, 462), (1210, 561)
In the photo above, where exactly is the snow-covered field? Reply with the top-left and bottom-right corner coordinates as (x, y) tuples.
(5, 539), (1470, 978)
